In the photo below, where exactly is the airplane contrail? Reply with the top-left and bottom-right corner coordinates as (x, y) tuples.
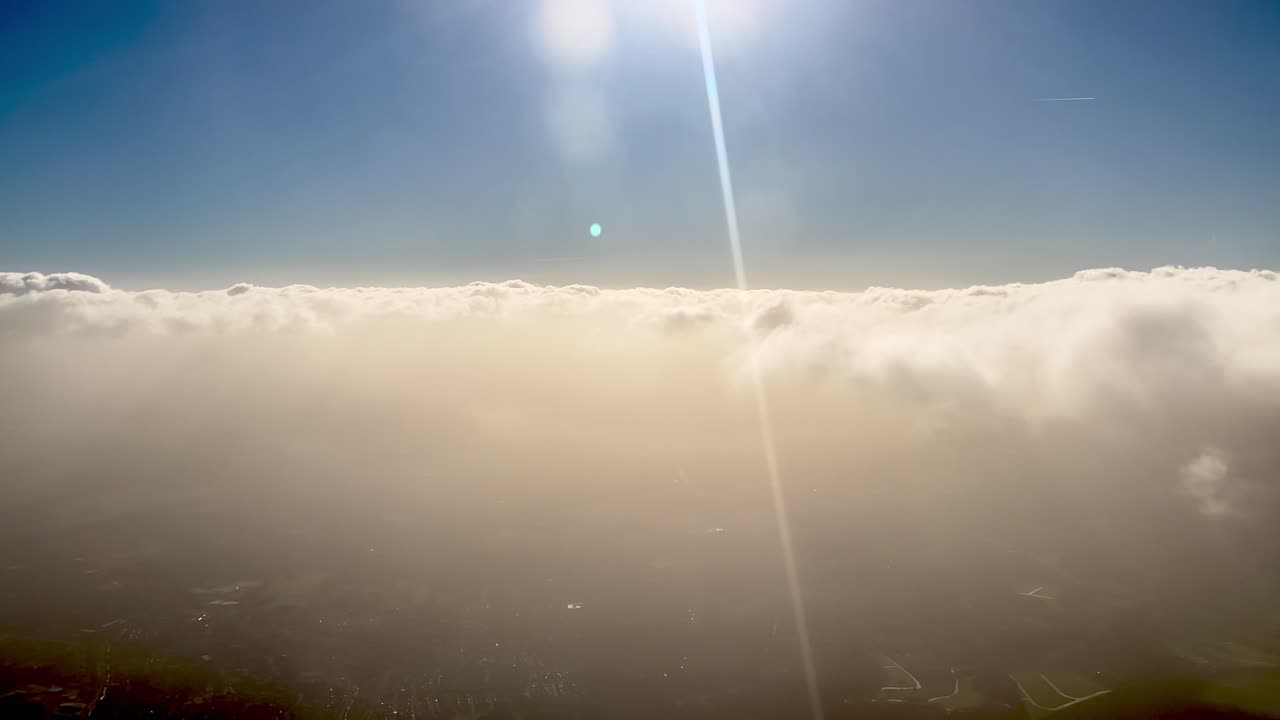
(694, 3), (823, 719)
(1035, 96), (1096, 102)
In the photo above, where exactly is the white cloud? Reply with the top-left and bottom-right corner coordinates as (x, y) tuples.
(2, 266), (1279, 588)
(0, 271), (110, 296)
(3, 269), (1278, 415)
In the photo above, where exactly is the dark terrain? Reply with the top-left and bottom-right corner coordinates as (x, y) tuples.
(1, 462), (1277, 720)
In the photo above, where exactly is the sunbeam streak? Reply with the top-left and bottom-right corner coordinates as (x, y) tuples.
(693, 2), (824, 717)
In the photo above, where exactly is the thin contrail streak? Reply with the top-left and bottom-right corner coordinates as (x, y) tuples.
(1035, 96), (1096, 102)
(693, 3), (823, 719)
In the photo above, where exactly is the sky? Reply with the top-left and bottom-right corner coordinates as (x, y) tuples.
(1, 0), (1277, 290)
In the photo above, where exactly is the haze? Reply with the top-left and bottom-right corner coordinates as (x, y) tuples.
(2, 267), (1279, 717)
(3, 0), (1280, 718)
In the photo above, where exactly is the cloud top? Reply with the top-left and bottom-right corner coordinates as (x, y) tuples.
(0, 271), (111, 296)
(2, 267), (1279, 589)
(4, 267), (1277, 425)
(3, 266), (1275, 335)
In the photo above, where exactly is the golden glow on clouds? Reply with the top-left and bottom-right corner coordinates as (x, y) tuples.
(1, 267), (1277, 526)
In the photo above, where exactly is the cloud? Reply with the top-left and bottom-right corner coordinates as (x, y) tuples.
(2, 267), (1279, 596)
(752, 300), (794, 333)
(0, 271), (110, 296)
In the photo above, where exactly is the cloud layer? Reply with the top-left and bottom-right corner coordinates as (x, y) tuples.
(4, 267), (1278, 423)
(2, 267), (1279, 607)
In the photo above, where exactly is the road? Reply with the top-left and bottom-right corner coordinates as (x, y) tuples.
(927, 668), (959, 703)
(1019, 586), (1055, 600)
(1009, 674), (1110, 711)
(879, 656), (922, 691)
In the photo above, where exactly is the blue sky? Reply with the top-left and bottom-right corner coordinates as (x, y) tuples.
(1, 0), (1277, 289)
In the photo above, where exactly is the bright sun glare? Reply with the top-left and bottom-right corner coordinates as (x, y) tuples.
(533, 0), (775, 68)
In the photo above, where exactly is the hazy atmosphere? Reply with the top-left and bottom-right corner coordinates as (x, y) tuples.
(3, 1), (1280, 718)
(3, 267), (1279, 717)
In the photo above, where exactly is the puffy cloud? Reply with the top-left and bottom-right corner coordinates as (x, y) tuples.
(2, 266), (1279, 599)
(3, 268), (1279, 416)
(0, 271), (110, 295)
(752, 301), (794, 333)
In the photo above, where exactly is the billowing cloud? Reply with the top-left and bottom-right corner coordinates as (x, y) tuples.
(0, 271), (110, 296)
(2, 267), (1279, 602)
